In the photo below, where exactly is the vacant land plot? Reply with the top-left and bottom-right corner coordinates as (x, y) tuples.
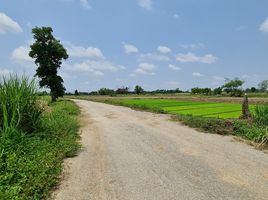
(112, 99), (255, 119)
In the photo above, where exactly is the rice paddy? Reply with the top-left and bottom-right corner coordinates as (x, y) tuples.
(112, 99), (255, 119)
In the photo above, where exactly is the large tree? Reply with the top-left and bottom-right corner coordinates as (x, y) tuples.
(29, 27), (68, 102)
(222, 78), (244, 97)
(134, 85), (144, 95)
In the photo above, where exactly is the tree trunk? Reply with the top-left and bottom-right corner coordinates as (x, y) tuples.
(51, 95), (56, 102)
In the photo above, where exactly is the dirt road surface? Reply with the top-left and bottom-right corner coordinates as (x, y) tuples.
(53, 99), (268, 200)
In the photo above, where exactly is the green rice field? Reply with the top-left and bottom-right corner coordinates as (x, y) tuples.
(112, 99), (255, 119)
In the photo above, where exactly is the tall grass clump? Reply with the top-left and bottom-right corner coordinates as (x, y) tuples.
(0, 75), (42, 134)
(0, 100), (80, 199)
(253, 104), (268, 127)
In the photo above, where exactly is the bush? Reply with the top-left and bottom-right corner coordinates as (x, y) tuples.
(174, 115), (234, 135)
(176, 115), (267, 143)
(0, 100), (80, 199)
(233, 121), (267, 143)
(253, 104), (268, 127)
(0, 75), (42, 134)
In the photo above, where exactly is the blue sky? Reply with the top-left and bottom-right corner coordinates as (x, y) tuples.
(0, 0), (268, 92)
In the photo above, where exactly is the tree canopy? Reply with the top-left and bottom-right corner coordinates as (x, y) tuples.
(134, 85), (144, 95)
(222, 78), (244, 97)
(29, 26), (68, 101)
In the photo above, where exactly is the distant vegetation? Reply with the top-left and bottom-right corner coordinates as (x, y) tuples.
(69, 87), (183, 96)
(70, 78), (268, 98)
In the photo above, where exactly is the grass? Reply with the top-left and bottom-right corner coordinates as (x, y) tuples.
(111, 99), (255, 119)
(0, 75), (42, 133)
(254, 104), (268, 127)
(0, 76), (80, 199)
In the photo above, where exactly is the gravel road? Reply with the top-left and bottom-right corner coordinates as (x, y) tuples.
(53, 99), (268, 200)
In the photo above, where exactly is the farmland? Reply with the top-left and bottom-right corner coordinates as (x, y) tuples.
(110, 99), (255, 119)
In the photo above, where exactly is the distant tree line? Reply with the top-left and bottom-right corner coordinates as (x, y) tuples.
(68, 79), (268, 97)
(190, 78), (268, 97)
(70, 86), (184, 96)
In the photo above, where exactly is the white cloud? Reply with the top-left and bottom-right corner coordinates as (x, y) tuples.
(212, 76), (225, 81)
(138, 0), (153, 10)
(0, 12), (22, 34)
(168, 64), (181, 71)
(260, 17), (268, 33)
(11, 46), (33, 64)
(122, 42), (139, 54)
(167, 81), (180, 86)
(180, 43), (205, 49)
(80, 0), (91, 9)
(67, 45), (105, 59)
(59, 71), (71, 79)
(139, 62), (155, 71)
(118, 65), (126, 70)
(176, 52), (217, 64)
(132, 62), (156, 76)
(0, 68), (13, 76)
(65, 60), (123, 76)
(157, 46), (171, 54)
(138, 53), (170, 62)
(192, 72), (204, 77)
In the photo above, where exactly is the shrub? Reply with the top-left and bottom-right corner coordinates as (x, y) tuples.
(253, 104), (268, 127)
(233, 121), (267, 143)
(0, 75), (42, 134)
(0, 100), (80, 199)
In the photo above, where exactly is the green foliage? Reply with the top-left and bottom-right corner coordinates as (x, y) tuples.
(222, 78), (244, 97)
(98, 88), (115, 95)
(116, 86), (129, 94)
(253, 104), (268, 127)
(250, 87), (257, 93)
(174, 115), (234, 135)
(0, 75), (42, 133)
(29, 27), (68, 102)
(213, 87), (222, 95)
(191, 87), (212, 95)
(134, 85), (144, 95)
(175, 115), (267, 143)
(0, 100), (80, 199)
(233, 121), (267, 143)
(258, 80), (268, 92)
